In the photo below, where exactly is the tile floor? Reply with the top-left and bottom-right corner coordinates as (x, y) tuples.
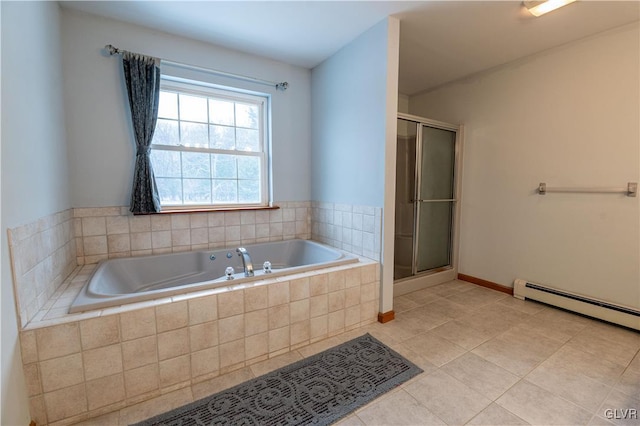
(75, 280), (640, 426)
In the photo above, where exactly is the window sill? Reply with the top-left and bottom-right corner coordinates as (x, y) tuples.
(148, 205), (281, 215)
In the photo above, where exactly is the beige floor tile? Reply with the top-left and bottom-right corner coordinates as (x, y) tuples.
(297, 336), (342, 357)
(72, 410), (120, 426)
(597, 389), (640, 426)
(408, 288), (446, 305)
(588, 416), (617, 425)
(579, 321), (640, 352)
(355, 389), (445, 425)
(430, 319), (501, 351)
(614, 369), (640, 400)
(457, 304), (531, 335)
(441, 352), (520, 400)
(467, 403), (530, 425)
(191, 367), (254, 400)
(118, 387), (193, 425)
(444, 286), (508, 308)
(566, 331), (639, 367)
(495, 297), (547, 315)
(541, 345), (626, 387)
(496, 380), (592, 425)
(334, 414), (366, 426)
(249, 350), (303, 377)
(421, 297), (470, 320)
(627, 351), (640, 373)
(385, 342), (438, 376)
(393, 295), (421, 313)
(525, 361), (611, 413)
(403, 332), (466, 367)
(405, 369), (491, 425)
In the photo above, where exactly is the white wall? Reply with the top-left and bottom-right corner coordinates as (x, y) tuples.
(1, 2), (70, 423)
(311, 19), (395, 208)
(61, 9), (312, 207)
(410, 23), (640, 309)
(311, 17), (399, 314)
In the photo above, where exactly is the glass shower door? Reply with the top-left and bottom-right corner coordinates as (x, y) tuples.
(415, 125), (456, 273)
(394, 119), (417, 280)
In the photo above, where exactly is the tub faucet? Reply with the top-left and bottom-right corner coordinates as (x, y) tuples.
(236, 247), (254, 277)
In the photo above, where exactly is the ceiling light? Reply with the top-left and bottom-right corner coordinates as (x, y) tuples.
(524, 0), (577, 17)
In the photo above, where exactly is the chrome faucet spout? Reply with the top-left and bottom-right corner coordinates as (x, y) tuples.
(236, 247), (254, 277)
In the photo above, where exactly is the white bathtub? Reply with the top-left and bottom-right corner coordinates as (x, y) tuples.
(69, 239), (357, 313)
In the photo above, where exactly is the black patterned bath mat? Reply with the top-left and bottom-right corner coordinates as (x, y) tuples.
(132, 333), (422, 426)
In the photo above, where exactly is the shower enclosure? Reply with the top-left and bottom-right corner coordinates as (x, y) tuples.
(394, 114), (462, 292)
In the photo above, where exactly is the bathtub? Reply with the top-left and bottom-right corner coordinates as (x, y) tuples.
(69, 239), (357, 313)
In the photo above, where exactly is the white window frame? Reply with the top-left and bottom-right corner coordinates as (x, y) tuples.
(151, 76), (270, 210)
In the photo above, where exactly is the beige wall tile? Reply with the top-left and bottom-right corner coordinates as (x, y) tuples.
(268, 327), (290, 353)
(328, 310), (345, 334)
(29, 395), (48, 426)
(36, 323), (81, 361)
(345, 286), (361, 307)
(328, 270), (346, 292)
(151, 215), (171, 231)
(310, 274), (328, 296)
(218, 290), (244, 318)
(310, 295), (328, 318)
(290, 299), (310, 324)
(171, 229), (191, 247)
(190, 228), (208, 245)
(130, 232), (152, 251)
(40, 353), (84, 393)
(345, 305), (361, 327)
(245, 309), (268, 337)
(124, 364), (159, 398)
(106, 216), (130, 235)
(157, 328), (190, 361)
(188, 295), (217, 325)
(120, 308), (156, 341)
(268, 281), (290, 307)
(151, 230), (172, 249)
(218, 315), (245, 344)
(80, 315), (120, 350)
(345, 268), (362, 288)
(86, 373), (125, 411)
(245, 332), (269, 360)
(208, 212), (225, 227)
(107, 234), (131, 254)
(189, 321), (218, 352)
(361, 264), (377, 284)
(244, 286), (268, 312)
(43, 383), (87, 422)
(122, 335), (158, 370)
(82, 217), (106, 237)
(23, 363), (43, 396)
(156, 301), (188, 332)
(328, 291), (346, 312)
(361, 282), (377, 303)
(310, 316), (328, 340)
(219, 339), (245, 368)
(20, 330), (38, 364)
(159, 355), (191, 388)
(268, 305), (290, 330)
(83, 236), (108, 256)
(129, 216), (151, 233)
(289, 277), (309, 301)
(291, 320), (310, 346)
(191, 347), (220, 379)
(83, 344), (123, 381)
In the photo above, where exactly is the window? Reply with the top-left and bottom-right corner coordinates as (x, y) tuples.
(150, 78), (269, 209)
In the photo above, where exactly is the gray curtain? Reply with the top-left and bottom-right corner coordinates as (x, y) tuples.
(123, 52), (162, 214)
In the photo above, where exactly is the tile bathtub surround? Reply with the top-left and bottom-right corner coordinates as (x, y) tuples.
(19, 260), (380, 426)
(74, 202), (311, 265)
(8, 209), (78, 328)
(311, 202), (382, 261)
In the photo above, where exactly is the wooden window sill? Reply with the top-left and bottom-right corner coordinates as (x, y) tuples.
(135, 205), (280, 215)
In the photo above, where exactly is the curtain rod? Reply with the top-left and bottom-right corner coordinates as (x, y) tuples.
(105, 44), (289, 91)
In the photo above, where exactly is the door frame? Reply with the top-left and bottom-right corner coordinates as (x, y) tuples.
(394, 113), (464, 296)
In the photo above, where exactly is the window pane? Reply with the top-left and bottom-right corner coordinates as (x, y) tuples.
(151, 150), (181, 177)
(237, 156), (260, 180)
(209, 125), (235, 150)
(156, 178), (182, 205)
(158, 91), (178, 119)
(235, 103), (259, 129)
(181, 152), (211, 178)
(153, 119), (179, 146)
(238, 180), (260, 203)
(180, 122), (208, 147)
(211, 154), (237, 179)
(179, 94), (208, 122)
(213, 180), (237, 203)
(236, 128), (260, 152)
(183, 179), (211, 204)
(209, 99), (235, 125)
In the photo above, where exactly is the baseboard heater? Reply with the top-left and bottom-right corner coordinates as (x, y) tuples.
(514, 279), (640, 331)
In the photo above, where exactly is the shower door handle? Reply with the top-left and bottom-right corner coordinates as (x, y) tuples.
(414, 199), (457, 203)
